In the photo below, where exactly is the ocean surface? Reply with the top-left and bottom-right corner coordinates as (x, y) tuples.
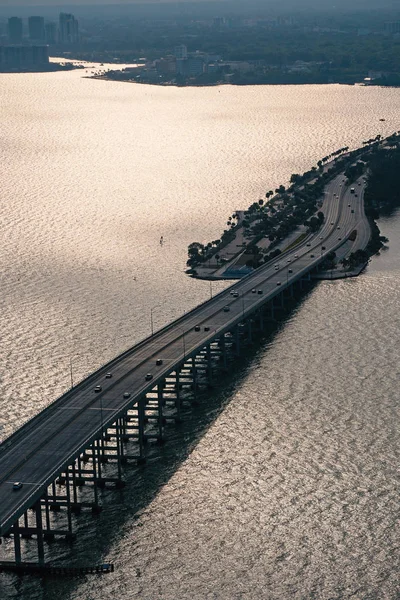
(0, 67), (399, 599)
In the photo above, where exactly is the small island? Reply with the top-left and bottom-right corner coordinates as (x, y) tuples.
(186, 132), (400, 281)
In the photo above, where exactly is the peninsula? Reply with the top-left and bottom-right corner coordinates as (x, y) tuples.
(187, 132), (400, 281)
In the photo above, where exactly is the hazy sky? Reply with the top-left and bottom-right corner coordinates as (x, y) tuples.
(0, 0), (394, 9)
(0, 0), (197, 5)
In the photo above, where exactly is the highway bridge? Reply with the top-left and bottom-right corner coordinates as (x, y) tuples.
(0, 175), (370, 568)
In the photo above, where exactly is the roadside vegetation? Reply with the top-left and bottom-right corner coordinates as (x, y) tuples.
(187, 132), (400, 273)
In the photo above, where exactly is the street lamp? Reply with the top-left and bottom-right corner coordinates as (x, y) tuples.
(69, 356), (74, 388)
(150, 304), (161, 336)
(177, 326), (186, 360)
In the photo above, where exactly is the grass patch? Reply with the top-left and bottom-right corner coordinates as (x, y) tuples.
(282, 232), (308, 252)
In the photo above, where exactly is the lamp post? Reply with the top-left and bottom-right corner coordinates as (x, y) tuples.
(150, 304), (161, 336)
(177, 326), (186, 360)
(69, 356), (74, 389)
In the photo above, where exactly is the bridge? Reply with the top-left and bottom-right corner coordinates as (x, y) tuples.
(0, 175), (369, 569)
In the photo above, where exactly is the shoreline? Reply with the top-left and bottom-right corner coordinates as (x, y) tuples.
(89, 73), (388, 88)
(186, 134), (397, 282)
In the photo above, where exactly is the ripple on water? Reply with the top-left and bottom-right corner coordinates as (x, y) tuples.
(0, 72), (399, 599)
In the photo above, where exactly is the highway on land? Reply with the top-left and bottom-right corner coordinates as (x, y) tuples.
(0, 175), (369, 536)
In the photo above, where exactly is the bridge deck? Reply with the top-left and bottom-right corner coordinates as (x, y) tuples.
(0, 175), (369, 536)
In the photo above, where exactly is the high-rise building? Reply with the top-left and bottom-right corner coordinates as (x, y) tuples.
(45, 22), (57, 44)
(28, 16), (45, 42)
(8, 17), (23, 44)
(59, 13), (79, 44)
(0, 45), (49, 70)
(174, 45), (187, 60)
(384, 21), (400, 34)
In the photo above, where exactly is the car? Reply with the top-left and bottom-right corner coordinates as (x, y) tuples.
(306, 243), (311, 247)
(358, 181), (361, 186)
(223, 306), (230, 312)
(94, 385), (102, 393)
(288, 269), (293, 274)
(105, 373), (112, 379)
(156, 359), (163, 366)
(204, 326), (210, 331)
(294, 254), (298, 258)
(123, 392), (131, 399)
(348, 204), (351, 207)
(287, 259), (291, 263)
(251, 289), (256, 293)
(194, 325), (200, 332)
(145, 373), (153, 381)
(276, 282), (281, 286)
(233, 292), (239, 298)
(354, 193), (358, 197)
(13, 482), (23, 491)
(274, 266), (279, 270)
(351, 209), (354, 213)
(310, 254), (315, 258)
(337, 226), (340, 230)
(257, 290), (263, 294)
(338, 237), (342, 241)
(321, 246), (326, 250)
(331, 222), (334, 225)
(319, 236), (323, 240)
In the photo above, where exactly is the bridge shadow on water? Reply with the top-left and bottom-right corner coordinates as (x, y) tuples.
(2, 284), (319, 600)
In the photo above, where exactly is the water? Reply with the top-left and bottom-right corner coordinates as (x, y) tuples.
(0, 69), (399, 599)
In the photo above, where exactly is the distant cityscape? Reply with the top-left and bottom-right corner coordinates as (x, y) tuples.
(1, 5), (400, 84)
(0, 13), (79, 71)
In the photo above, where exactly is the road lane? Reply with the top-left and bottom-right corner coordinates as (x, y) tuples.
(0, 175), (371, 535)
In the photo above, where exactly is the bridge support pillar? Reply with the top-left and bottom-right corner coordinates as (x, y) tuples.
(220, 335), (228, 369)
(35, 502), (45, 567)
(13, 519), (22, 566)
(175, 369), (182, 422)
(138, 398), (146, 464)
(157, 384), (165, 443)
(192, 359), (198, 402)
(206, 345), (213, 386)
(248, 320), (253, 343)
(235, 326), (241, 357)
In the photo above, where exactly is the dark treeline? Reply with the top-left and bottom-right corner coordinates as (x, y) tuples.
(365, 144), (400, 217)
(187, 133), (400, 272)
